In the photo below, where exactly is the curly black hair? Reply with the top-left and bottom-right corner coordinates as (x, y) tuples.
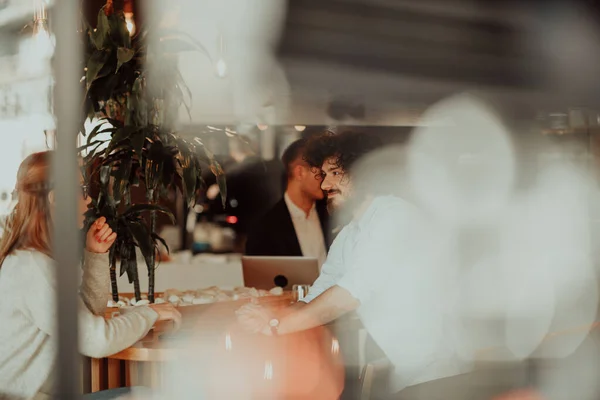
(303, 130), (382, 175)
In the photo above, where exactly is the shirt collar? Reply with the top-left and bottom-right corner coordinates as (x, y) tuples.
(284, 192), (315, 219)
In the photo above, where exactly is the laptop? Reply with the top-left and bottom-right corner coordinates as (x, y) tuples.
(241, 256), (320, 290)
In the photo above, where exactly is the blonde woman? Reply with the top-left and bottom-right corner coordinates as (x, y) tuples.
(0, 152), (181, 400)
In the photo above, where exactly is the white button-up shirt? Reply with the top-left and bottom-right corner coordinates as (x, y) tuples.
(302, 196), (469, 391)
(284, 192), (327, 267)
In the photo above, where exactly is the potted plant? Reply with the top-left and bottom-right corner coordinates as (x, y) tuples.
(80, 0), (226, 303)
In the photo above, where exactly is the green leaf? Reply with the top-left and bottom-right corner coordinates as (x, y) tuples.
(89, 30), (104, 51)
(119, 240), (136, 283)
(90, 9), (109, 51)
(127, 251), (138, 286)
(90, 73), (119, 103)
(192, 137), (227, 207)
(108, 12), (131, 48)
(84, 122), (103, 140)
(127, 221), (154, 271)
(124, 204), (175, 223)
(86, 50), (110, 89)
(119, 254), (127, 277)
(100, 117), (124, 128)
(152, 233), (170, 255)
(81, 99), (95, 135)
(101, 148), (132, 166)
(182, 158), (197, 207)
(96, 8), (110, 44)
(105, 126), (140, 156)
(87, 107), (97, 122)
(112, 125), (138, 142)
(77, 141), (104, 154)
(116, 47), (135, 73)
(172, 82), (192, 122)
(86, 123), (116, 144)
(215, 170), (227, 209)
(159, 157), (177, 191)
(112, 158), (132, 204)
(145, 159), (159, 192)
(113, 240), (127, 277)
(176, 69), (192, 106)
(87, 126), (117, 145)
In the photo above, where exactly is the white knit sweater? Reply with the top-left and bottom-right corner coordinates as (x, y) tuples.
(0, 250), (158, 400)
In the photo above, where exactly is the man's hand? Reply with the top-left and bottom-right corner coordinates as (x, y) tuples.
(86, 217), (117, 254)
(235, 303), (273, 335)
(276, 285), (359, 335)
(236, 286), (359, 336)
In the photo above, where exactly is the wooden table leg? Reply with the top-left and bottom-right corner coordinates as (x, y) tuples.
(107, 358), (122, 389)
(90, 358), (105, 393)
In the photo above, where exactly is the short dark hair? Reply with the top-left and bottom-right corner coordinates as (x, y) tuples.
(304, 131), (382, 175)
(281, 138), (307, 178)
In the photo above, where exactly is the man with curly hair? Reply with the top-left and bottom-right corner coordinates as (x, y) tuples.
(238, 130), (473, 399)
(303, 131), (383, 215)
(299, 130), (385, 302)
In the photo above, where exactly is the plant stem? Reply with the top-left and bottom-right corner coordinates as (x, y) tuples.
(110, 260), (119, 302)
(130, 254), (141, 302)
(148, 209), (157, 303)
(133, 269), (141, 302)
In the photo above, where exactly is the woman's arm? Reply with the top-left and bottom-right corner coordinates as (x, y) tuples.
(80, 250), (111, 315)
(22, 252), (159, 358)
(77, 300), (158, 359)
(81, 217), (118, 315)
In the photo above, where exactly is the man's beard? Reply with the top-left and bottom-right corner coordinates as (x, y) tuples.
(326, 190), (342, 214)
(326, 190), (355, 227)
(326, 198), (335, 214)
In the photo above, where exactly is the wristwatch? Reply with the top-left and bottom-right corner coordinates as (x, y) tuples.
(269, 318), (279, 336)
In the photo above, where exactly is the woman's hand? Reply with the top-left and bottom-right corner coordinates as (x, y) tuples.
(148, 303), (182, 331)
(86, 217), (117, 254)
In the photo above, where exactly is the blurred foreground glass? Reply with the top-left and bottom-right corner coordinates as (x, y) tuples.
(292, 284), (310, 302)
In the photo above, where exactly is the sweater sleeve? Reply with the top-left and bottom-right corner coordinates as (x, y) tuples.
(78, 301), (158, 359)
(80, 250), (111, 315)
(20, 251), (158, 358)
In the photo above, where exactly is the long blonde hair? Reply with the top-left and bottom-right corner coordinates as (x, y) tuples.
(0, 152), (53, 266)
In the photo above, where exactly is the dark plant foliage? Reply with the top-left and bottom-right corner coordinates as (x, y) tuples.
(80, 4), (226, 302)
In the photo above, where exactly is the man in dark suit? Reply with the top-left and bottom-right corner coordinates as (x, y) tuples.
(245, 139), (329, 265)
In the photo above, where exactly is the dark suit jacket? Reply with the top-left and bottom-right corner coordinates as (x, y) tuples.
(245, 198), (330, 256)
